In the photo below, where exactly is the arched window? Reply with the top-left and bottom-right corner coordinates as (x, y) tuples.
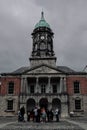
(8, 82), (14, 94)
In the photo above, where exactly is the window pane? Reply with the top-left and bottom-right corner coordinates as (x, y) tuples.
(75, 100), (81, 110)
(7, 100), (13, 110)
(52, 85), (57, 93)
(74, 81), (80, 93)
(8, 82), (14, 94)
(41, 85), (46, 93)
(30, 85), (34, 93)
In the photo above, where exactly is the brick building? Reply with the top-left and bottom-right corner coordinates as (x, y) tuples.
(0, 12), (87, 117)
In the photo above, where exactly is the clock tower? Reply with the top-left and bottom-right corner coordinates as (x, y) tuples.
(29, 12), (57, 66)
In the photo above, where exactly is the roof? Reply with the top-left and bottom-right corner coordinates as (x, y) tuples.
(57, 66), (75, 73)
(35, 11), (50, 29)
(1, 64), (87, 76)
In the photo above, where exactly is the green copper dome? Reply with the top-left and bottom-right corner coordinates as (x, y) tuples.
(35, 12), (50, 29)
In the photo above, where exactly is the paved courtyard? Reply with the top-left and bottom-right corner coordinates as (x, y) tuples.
(0, 116), (86, 130)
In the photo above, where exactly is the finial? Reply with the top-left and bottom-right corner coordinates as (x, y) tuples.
(41, 10), (44, 20)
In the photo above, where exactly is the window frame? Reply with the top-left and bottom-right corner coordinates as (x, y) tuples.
(30, 84), (35, 94)
(73, 81), (80, 94)
(52, 84), (57, 93)
(7, 100), (13, 111)
(8, 82), (14, 94)
(75, 99), (81, 110)
(41, 84), (46, 93)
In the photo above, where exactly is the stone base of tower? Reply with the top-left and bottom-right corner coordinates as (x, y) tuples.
(29, 57), (57, 67)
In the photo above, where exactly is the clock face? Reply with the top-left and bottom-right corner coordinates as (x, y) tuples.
(41, 35), (45, 40)
(40, 42), (45, 50)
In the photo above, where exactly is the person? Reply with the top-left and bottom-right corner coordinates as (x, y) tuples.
(37, 107), (41, 122)
(18, 110), (21, 122)
(46, 109), (50, 122)
(41, 108), (46, 122)
(18, 110), (23, 122)
(33, 106), (38, 122)
(24, 113), (27, 122)
(20, 106), (25, 121)
(27, 111), (30, 121)
(55, 108), (59, 122)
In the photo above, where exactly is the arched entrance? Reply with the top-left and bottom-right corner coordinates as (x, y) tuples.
(39, 98), (48, 109)
(27, 98), (35, 112)
(52, 98), (61, 111)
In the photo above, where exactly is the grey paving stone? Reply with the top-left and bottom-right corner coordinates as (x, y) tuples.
(0, 121), (84, 130)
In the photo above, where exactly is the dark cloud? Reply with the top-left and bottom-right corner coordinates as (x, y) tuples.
(0, 0), (87, 72)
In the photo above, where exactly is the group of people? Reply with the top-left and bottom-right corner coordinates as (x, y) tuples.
(18, 106), (60, 122)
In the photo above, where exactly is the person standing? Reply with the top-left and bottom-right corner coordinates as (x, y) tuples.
(41, 108), (46, 122)
(34, 106), (38, 122)
(55, 108), (59, 122)
(20, 106), (25, 121)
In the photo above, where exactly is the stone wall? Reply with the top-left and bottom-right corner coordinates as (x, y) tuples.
(0, 95), (19, 116)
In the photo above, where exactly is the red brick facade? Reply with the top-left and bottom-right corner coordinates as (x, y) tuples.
(0, 76), (21, 96)
(66, 76), (87, 95)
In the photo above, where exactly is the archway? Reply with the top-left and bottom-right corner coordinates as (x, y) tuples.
(39, 98), (48, 109)
(52, 98), (61, 111)
(27, 98), (35, 112)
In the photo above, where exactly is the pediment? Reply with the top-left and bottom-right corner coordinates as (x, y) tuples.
(26, 65), (63, 74)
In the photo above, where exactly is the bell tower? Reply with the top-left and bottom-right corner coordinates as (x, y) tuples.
(29, 12), (57, 67)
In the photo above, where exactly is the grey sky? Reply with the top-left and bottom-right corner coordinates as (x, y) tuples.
(0, 0), (87, 72)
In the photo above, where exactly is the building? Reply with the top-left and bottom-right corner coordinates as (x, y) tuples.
(0, 12), (87, 117)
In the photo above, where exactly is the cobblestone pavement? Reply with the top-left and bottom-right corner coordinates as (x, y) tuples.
(0, 117), (85, 130)
(65, 116), (87, 130)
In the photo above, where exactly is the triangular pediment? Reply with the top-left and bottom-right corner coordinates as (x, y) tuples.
(25, 64), (63, 74)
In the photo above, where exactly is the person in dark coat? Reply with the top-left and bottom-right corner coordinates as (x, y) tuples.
(20, 106), (25, 121)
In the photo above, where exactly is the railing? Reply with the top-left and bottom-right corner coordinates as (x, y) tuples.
(19, 92), (68, 96)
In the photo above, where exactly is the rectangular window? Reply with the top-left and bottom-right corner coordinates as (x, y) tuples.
(7, 100), (13, 110)
(74, 81), (80, 93)
(30, 85), (34, 93)
(8, 82), (14, 94)
(52, 84), (57, 93)
(75, 99), (81, 110)
(41, 84), (46, 93)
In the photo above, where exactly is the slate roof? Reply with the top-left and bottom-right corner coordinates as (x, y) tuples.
(11, 65), (75, 74)
(1, 64), (87, 76)
(57, 66), (75, 73)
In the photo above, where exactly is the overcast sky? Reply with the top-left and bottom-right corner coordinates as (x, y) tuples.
(0, 0), (87, 72)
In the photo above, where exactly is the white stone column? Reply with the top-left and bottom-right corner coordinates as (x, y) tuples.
(36, 77), (39, 93)
(61, 95), (69, 117)
(48, 77), (51, 93)
(60, 77), (63, 93)
(21, 77), (24, 93)
(24, 78), (27, 94)
(64, 77), (67, 92)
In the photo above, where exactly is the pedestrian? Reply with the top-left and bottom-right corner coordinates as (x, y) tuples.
(37, 107), (41, 122)
(55, 108), (59, 122)
(24, 113), (27, 122)
(27, 111), (30, 121)
(46, 109), (50, 122)
(41, 108), (46, 122)
(20, 106), (25, 121)
(34, 106), (38, 122)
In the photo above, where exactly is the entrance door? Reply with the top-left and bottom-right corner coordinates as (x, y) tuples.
(39, 98), (48, 109)
(27, 98), (35, 112)
(52, 98), (61, 111)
